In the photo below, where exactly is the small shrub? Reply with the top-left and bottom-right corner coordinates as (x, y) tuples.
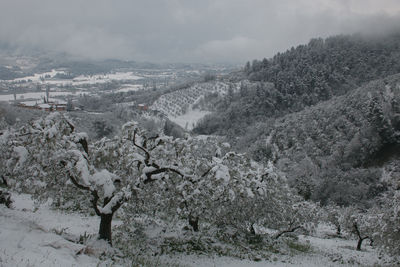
(0, 190), (12, 208)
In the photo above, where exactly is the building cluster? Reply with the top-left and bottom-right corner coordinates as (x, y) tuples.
(17, 102), (67, 112)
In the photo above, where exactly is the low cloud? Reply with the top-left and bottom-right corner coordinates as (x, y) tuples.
(193, 36), (263, 62)
(0, 0), (399, 63)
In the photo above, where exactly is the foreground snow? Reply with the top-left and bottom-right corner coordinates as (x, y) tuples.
(170, 235), (387, 267)
(0, 194), (101, 267)
(0, 194), (394, 266)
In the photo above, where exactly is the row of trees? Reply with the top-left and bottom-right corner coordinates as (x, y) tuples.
(1, 113), (400, 257)
(0, 113), (316, 247)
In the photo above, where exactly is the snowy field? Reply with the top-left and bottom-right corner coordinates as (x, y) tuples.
(11, 70), (67, 83)
(0, 193), (393, 267)
(0, 91), (87, 102)
(71, 72), (143, 86)
(114, 84), (143, 93)
(0, 194), (101, 267)
(168, 108), (210, 130)
(2, 70), (144, 87)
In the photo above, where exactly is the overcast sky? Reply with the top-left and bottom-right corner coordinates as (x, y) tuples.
(1, 0), (400, 64)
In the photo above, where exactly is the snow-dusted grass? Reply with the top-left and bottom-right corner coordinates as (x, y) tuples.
(0, 193), (394, 267)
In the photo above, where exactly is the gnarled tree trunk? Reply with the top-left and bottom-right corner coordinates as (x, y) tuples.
(353, 222), (369, 251)
(99, 213), (113, 245)
(189, 215), (199, 232)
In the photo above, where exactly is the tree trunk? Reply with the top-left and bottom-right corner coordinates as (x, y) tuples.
(250, 224), (256, 235)
(353, 222), (368, 251)
(336, 225), (341, 236)
(356, 236), (369, 251)
(99, 214), (113, 245)
(356, 237), (363, 251)
(189, 215), (199, 232)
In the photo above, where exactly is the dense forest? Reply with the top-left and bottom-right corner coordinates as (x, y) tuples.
(195, 32), (400, 135)
(193, 32), (400, 206)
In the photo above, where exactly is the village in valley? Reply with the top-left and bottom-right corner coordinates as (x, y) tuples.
(0, 58), (233, 117)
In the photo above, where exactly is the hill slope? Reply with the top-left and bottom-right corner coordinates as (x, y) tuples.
(233, 74), (400, 205)
(194, 32), (400, 136)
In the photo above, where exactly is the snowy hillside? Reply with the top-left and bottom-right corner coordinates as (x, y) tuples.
(151, 81), (238, 117)
(150, 81), (239, 129)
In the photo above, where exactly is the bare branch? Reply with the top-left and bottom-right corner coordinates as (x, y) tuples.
(111, 197), (125, 214)
(64, 169), (90, 192)
(275, 226), (302, 239)
(61, 161), (101, 216)
(65, 120), (75, 133)
(201, 167), (213, 178)
(91, 190), (101, 216)
(78, 138), (89, 155)
(132, 131), (151, 165)
(144, 167), (184, 184)
(353, 222), (369, 241)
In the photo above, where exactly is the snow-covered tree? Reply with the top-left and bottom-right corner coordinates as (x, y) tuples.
(322, 204), (343, 236)
(340, 206), (377, 251)
(1, 112), (319, 248)
(373, 168), (400, 256)
(0, 113), (131, 245)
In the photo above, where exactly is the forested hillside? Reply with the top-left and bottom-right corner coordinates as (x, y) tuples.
(194, 32), (400, 207)
(240, 74), (400, 205)
(195, 32), (400, 135)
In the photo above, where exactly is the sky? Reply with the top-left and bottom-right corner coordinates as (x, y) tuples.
(1, 0), (400, 64)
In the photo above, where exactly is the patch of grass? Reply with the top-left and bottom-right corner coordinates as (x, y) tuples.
(286, 240), (311, 253)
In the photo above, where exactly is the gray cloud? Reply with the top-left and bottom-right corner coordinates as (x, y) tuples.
(1, 0), (399, 63)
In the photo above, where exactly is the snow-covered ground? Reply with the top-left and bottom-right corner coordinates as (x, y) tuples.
(2, 70), (143, 87)
(150, 81), (235, 118)
(114, 84), (143, 93)
(0, 91), (87, 102)
(11, 70), (67, 83)
(71, 72), (143, 86)
(0, 194), (101, 267)
(0, 193), (394, 267)
(169, 108), (210, 130)
(170, 235), (387, 267)
(150, 81), (236, 130)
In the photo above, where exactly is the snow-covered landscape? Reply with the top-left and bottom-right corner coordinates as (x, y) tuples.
(0, 193), (392, 267)
(2, 1), (400, 266)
